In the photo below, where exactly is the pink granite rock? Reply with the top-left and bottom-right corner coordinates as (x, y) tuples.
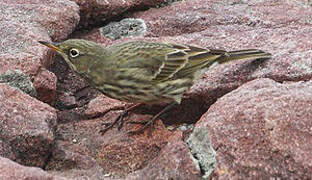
(50, 55), (101, 111)
(48, 96), (172, 178)
(33, 69), (57, 104)
(84, 94), (127, 119)
(69, 0), (172, 29)
(45, 141), (110, 179)
(0, 157), (68, 180)
(96, 116), (171, 176)
(131, 0), (312, 38)
(0, 70), (37, 97)
(127, 132), (202, 180)
(0, 140), (16, 161)
(0, 0), (79, 103)
(0, 84), (57, 167)
(195, 78), (312, 179)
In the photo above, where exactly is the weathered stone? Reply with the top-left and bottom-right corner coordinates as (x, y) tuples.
(46, 140), (110, 179)
(187, 127), (217, 179)
(84, 94), (127, 119)
(197, 78), (312, 179)
(69, 0), (172, 29)
(33, 69), (57, 104)
(100, 18), (147, 40)
(127, 132), (202, 180)
(51, 98), (172, 177)
(0, 70), (37, 97)
(0, 84), (57, 167)
(46, 140), (98, 171)
(0, 157), (68, 180)
(0, 0), (79, 104)
(0, 140), (16, 161)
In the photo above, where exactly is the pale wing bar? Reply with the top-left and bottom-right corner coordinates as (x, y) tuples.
(152, 44), (219, 81)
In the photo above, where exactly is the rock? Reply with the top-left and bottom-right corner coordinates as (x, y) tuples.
(84, 94), (127, 119)
(196, 78), (312, 179)
(46, 141), (109, 179)
(187, 127), (217, 179)
(131, 0), (217, 37)
(0, 0), (79, 104)
(96, 117), (171, 176)
(127, 132), (202, 180)
(69, 0), (173, 29)
(100, 18), (147, 40)
(0, 84), (57, 168)
(33, 69), (57, 103)
(49, 98), (172, 177)
(131, 0), (312, 38)
(0, 157), (68, 180)
(0, 140), (16, 161)
(50, 56), (100, 110)
(0, 70), (37, 97)
(46, 140), (99, 171)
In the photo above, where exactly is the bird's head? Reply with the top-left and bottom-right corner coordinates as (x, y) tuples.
(39, 39), (107, 74)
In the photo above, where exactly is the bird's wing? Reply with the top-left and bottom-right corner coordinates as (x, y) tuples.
(108, 41), (226, 82)
(153, 44), (226, 81)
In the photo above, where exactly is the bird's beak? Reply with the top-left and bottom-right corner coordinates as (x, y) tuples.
(38, 41), (63, 53)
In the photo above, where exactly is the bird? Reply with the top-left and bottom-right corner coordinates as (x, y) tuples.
(39, 39), (272, 134)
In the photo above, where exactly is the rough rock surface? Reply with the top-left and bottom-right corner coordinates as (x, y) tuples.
(0, 84), (57, 168)
(48, 96), (173, 178)
(187, 127), (217, 179)
(0, 70), (37, 97)
(0, 0), (79, 103)
(33, 69), (57, 104)
(0, 157), (67, 180)
(46, 140), (108, 179)
(100, 18), (147, 40)
(196, 78), (312, 179)
(0, 140), (16, 161)
(127, 132), (202, 180)
(69, 0), (178, 29)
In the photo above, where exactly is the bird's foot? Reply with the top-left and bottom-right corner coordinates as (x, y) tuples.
(99, 103), (142, 135)
(127, 102), (176, 135)
(99, 110), (128, 135)
(127, 117), (157, 135)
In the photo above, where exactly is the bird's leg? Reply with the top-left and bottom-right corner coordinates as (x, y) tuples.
(128, 102), (177, 135)
(99, 103), (142, 135)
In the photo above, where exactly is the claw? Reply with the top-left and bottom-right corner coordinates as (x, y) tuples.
(99, 103), (142, 135)
(99, 111), (126, 135)
(99, 102), (176, 136)
(127, 119), (155, 135)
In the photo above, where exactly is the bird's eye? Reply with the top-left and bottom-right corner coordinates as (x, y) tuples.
(69, 48), (79, 58)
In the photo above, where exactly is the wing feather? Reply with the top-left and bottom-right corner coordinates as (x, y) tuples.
(152, 50), (188, 81)
(152, 44), (226, 81)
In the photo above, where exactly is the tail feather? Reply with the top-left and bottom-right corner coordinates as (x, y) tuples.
(218, 49), (272, 63)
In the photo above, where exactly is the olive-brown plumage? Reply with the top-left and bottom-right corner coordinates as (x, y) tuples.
(39, 39), (272, 134)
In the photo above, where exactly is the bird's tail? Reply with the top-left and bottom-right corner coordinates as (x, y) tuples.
(217, 49), (272, 64)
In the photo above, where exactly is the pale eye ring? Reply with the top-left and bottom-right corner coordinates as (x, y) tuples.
(69, 48), (79, 58)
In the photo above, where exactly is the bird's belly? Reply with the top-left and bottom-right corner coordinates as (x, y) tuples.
(99, 83), (172, 104)
(96, 77), (192, 105)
